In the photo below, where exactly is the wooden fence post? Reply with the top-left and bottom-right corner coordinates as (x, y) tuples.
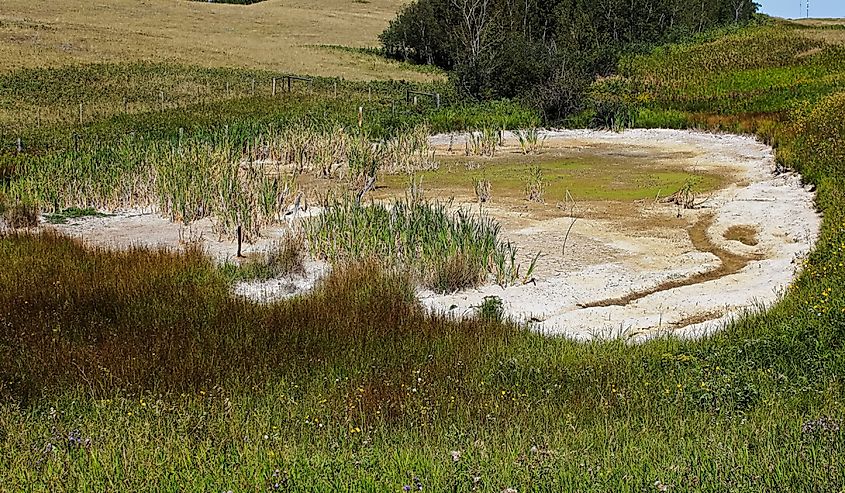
(79, 102), (83, 125)
(272, 78), (276, 96)
(358, 106), (363, 128)
(237, 225), (243, 258)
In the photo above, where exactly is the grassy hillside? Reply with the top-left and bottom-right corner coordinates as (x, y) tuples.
(0, 0), (437, 81)
(1, 18), (845, 492)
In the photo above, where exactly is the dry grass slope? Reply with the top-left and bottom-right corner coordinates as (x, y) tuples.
(0, 0), (437, 81)
(792, 18), (845, 45)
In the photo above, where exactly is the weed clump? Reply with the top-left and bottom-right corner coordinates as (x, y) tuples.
(44, 207), (108, 224)
(524, 165), (546, 203)
(430, 253), (484, 293)
(1, 199), (39, 229)
(221, 233), (306, 283)
(473, 177), (492, 203)
(306, 197), (523, 292)
(478, 295), (505, 322)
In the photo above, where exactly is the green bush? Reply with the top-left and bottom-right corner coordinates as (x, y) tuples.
(478, 295), (505, 322)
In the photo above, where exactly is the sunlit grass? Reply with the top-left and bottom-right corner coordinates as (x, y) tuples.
(381, 155), (724, 202)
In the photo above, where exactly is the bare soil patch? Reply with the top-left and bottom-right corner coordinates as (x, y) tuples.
(581, 215), (762, 308)
(419, 129), (820, 341)
(724, 224), (760, 246)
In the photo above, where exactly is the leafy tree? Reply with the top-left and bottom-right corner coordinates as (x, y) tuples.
(382, 0), (758, 118)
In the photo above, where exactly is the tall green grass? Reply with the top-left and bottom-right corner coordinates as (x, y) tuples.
(305, 197), (524, 292)
(1, 229), (843, 490)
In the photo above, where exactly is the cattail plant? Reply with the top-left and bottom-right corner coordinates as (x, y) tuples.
(474, 178), (492, 203)
(466, 127), (499, 157)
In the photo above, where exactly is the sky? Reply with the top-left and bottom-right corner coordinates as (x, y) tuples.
(757, 0), (843, 19)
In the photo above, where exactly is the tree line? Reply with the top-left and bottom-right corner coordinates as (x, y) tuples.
(380, 0), (758, 119)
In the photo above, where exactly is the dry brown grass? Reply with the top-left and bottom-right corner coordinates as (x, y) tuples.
(792, 19), (845, 28)
(791, 18), (845, 45)
(0, 0), (437, 81)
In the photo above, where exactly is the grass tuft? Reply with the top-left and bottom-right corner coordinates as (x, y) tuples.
(220, 233), (306, 283)
(305, 197), (523, 292)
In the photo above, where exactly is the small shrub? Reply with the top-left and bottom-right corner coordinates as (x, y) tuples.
(478, 296), (505, 322)
(589, 76), (637, 131)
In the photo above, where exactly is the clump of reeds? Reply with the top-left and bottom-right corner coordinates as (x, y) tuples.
(152, 139), (296, 243)
(242, 123), (436, 178)
(2, 120), (439, 236)
(304, 197), (523, 292)
(383, 125), (438, 174)
(474, 178), (492, 203)
(524, 165), (546, 203)
(466, 127), (500, 157)
(515, 128), (545, 154)
(0, 197), (39, 229)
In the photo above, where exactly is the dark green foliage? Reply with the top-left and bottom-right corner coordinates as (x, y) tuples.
(381, 0), (757, 116)
(44, 207), (108, 224)
(478, 295), (504, 322)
